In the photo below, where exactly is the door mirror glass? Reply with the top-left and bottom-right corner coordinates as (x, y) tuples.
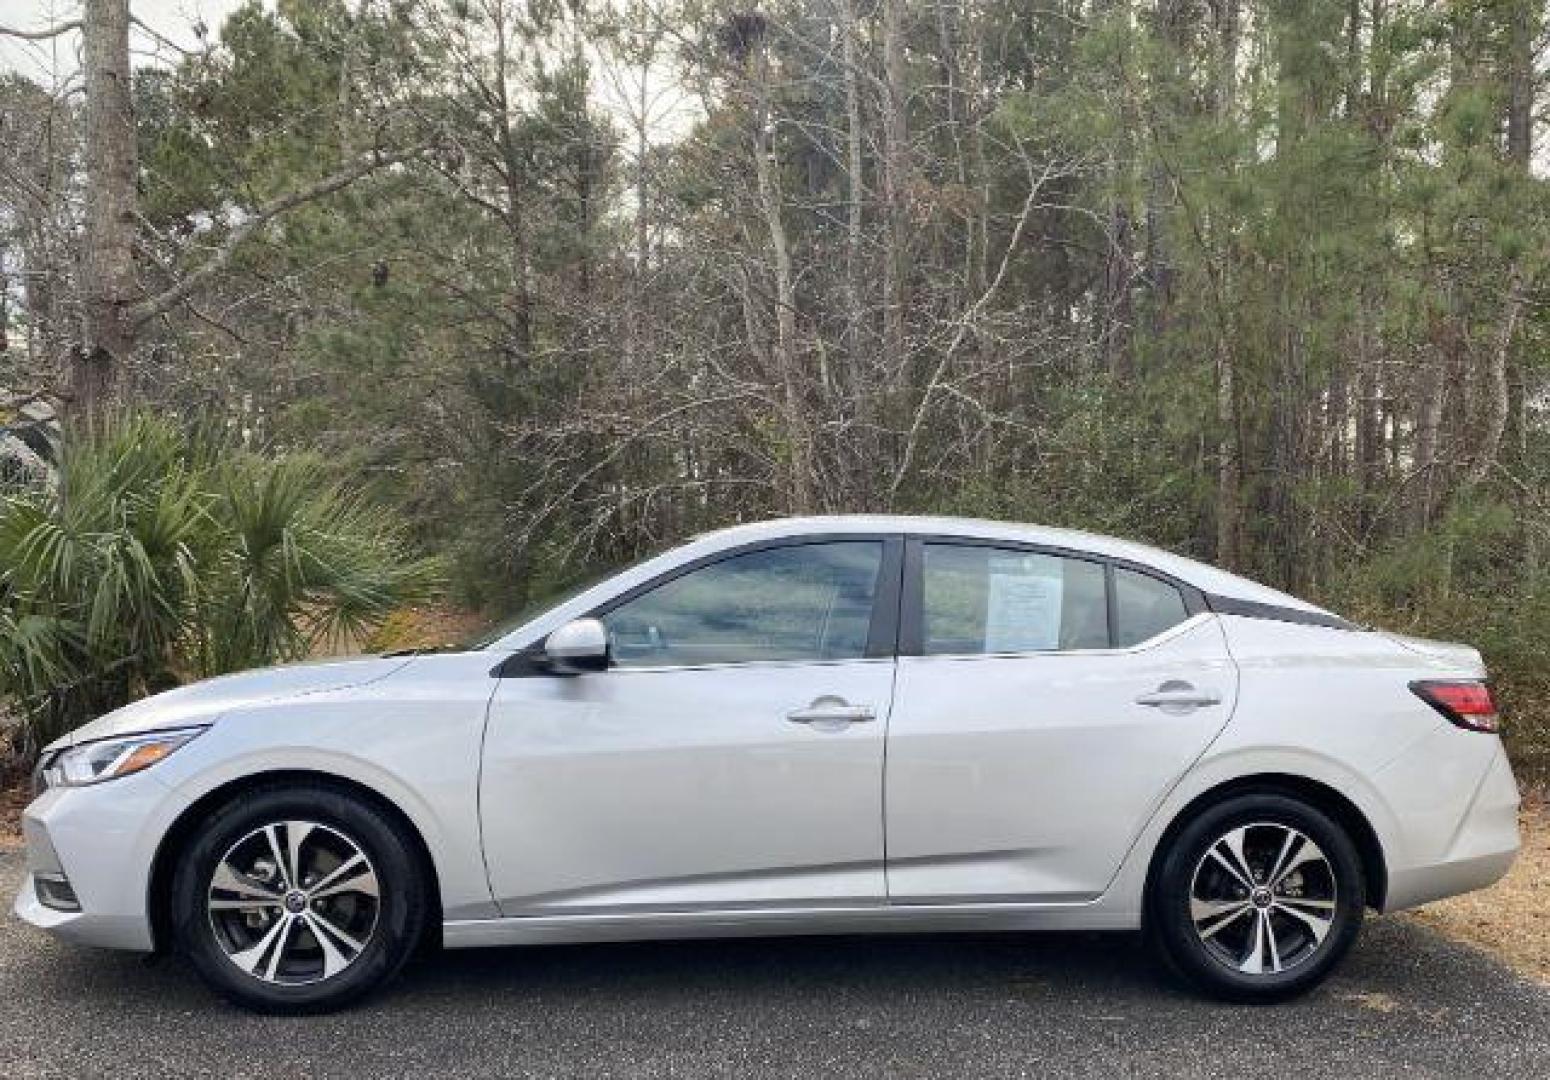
(543, 618), (611, 674)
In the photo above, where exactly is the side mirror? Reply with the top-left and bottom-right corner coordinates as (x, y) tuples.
(542, 618), (610, 675)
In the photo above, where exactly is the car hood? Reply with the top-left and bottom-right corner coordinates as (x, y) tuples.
(44, 655), (416, 751)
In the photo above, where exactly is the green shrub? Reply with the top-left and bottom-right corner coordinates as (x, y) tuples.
(1322, 497), (1550, 785)
(0, 414), (441, 757)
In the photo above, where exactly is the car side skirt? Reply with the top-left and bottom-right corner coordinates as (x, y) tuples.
(441, 901), (1138, 948)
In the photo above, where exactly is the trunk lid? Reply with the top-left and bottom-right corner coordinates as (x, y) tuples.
(1384, 632), (1487, 676)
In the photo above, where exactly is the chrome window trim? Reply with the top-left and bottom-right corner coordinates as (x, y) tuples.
(591, 656), (898, 676)
(895, 611), (1214, 663)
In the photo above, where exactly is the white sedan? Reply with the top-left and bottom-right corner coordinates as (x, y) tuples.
(14, 516), (1520, 1012)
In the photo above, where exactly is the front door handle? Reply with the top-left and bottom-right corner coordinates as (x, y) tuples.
(787, 696), (876, 726)
(1135, 680), (1222, 713)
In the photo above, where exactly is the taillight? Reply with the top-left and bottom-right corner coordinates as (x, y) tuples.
(1410, 680), (1501, 733)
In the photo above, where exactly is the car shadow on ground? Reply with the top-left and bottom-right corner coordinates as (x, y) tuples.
(0, 917), (1533, 1015)
(400, 927), (1169, 1000)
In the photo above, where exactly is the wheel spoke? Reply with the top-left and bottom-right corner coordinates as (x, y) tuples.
(310, 908), (367, 954)
(228, 913), (291, 977)
(1277, 896), (1335, 911)
(306, 919), (350, 980)
(303, 911), (364, 979)
(1273, 900), (1334, 943)
(306, 852), (378, 901)
(1208, 832), (1255, 890)
(262, 825), (294, 890)
(208, 897), (282, 911)
(1191, 896), (1248, 923)
(263, 915), (298, 982)
(1270, 834), (1327, 889)
(1265, 829), (1300, 887)
(1222, 827), (1257, 881)
(1197, 903), (1252, 941)
(283, 821), (315, 888)
(1264, 911), (1284, 973)
(1238, 910), (1267, 974)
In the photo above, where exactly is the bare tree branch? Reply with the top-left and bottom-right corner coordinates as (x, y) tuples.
(887, 146), (1064, 505)
(129, 15), (202, 59)
(0, 21), (83, 41)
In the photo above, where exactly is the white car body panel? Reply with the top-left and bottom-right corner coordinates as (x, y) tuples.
(482, 658), (894, 913)
(13, 515), (1520, 957)
(884, 615), (1238, 903)
(50, 656), (417, 746)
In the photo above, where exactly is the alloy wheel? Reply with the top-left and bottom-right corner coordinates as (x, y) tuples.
(1188, 821), (1337, 976)
(205, 820), (381, 986)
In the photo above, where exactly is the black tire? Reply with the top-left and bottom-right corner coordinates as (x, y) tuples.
(1146, 793), (1365, 1002)
(170, 782), (428, 1014)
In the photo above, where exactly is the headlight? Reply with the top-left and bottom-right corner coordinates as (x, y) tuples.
(42, 728), (206, 788)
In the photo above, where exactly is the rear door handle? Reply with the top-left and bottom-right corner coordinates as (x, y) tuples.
(787, 697), (876, 725)
(1135, 681), (1222, 712)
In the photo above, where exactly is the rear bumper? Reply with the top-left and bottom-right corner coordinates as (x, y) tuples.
(1382, 740), (1520, 912)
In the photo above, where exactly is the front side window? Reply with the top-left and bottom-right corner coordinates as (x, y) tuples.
(921, 544), (1109, 655)
(603, 542), (884, 668)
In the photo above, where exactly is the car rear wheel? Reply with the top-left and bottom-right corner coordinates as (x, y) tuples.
(1147, 793), (1366, 1002)
(170, 783), (427, 1013)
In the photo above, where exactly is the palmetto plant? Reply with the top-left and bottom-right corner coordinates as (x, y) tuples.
(0, 414), (440, 756)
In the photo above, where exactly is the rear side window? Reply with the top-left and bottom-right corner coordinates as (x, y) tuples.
(1112, 567), (1190, 647)
(921, 544), (1108, 654)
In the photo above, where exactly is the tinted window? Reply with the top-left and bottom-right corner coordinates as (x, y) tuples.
(921, 544), (1108, 654)
(1112, 567), (1190, 646)
(603, 542), (884, 667)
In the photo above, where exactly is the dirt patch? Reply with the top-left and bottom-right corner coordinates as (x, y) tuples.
(1340, 989), (1401, 1013)
(1409, 789), (1550, 985)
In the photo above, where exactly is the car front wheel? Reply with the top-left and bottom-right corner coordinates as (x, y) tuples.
(170, 783), (428, 1013)
(1147, 792), (1366, 1002)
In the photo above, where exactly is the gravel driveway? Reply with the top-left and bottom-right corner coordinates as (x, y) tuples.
(1, 850), (1546, 1078)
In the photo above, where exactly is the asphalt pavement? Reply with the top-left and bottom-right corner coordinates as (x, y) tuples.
(1, 850), (1546, 1078)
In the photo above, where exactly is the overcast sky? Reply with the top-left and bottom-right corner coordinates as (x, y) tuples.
(1, 1), (250, 83)
(3, 0), (698, 146)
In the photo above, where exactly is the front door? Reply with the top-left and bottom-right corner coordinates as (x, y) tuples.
(884, 540), (1239, 903)
(481, 538), (901, 915)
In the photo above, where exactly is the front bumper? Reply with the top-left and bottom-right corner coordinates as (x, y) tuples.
(11, 771), (190, 952)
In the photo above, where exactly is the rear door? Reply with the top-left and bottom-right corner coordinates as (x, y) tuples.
(884, 539), (1238, 903)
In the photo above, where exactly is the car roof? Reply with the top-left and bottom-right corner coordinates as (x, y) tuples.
(689, 515), (1332, 616)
